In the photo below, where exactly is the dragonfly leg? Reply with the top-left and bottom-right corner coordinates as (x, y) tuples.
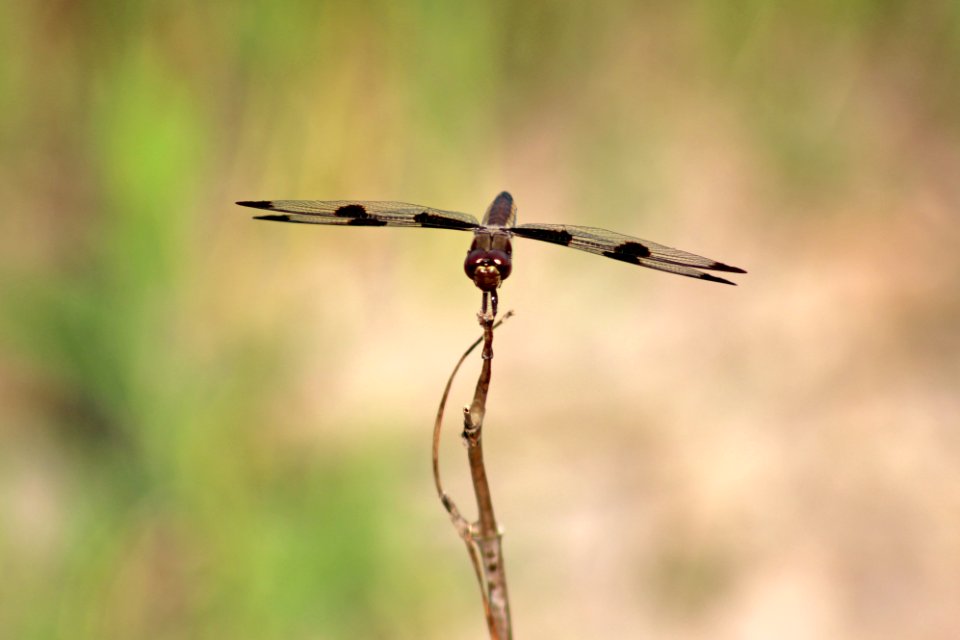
(478, 291), (498, 323)
(478, 291), (490, 323)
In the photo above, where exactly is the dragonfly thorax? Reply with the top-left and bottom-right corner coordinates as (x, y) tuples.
(464, 230), (513, 292)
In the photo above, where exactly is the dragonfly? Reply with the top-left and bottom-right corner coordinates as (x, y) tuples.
(237, 192), (746, 318)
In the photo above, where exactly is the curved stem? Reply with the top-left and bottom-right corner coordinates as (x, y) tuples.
(432, 310), (514, 639)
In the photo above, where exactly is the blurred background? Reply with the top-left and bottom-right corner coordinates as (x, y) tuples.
(2, 1), (959, 638)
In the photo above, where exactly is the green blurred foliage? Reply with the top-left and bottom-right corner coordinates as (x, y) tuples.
(1, 0), (959, 638)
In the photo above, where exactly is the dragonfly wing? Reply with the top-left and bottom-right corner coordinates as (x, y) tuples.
(511, 223), (746, 285)
(237, 200), (481, 230)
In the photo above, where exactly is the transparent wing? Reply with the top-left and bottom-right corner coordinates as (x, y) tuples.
(237, 200), (480, 230)
(511, 223), (746, 285)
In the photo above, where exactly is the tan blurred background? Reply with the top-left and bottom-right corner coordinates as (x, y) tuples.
(2, 1), (959, 639)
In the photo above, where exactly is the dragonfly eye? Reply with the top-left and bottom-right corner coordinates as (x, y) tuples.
(464, 249), (484, 279)
(464, 250), (512, 277)
(486, 250), (512, 280)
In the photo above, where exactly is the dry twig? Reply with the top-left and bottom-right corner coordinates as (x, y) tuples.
(432, 310), (514, 639)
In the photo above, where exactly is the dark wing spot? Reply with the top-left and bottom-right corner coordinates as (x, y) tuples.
(614, 241), (651, 258)
(413, 211), (478, 229)
(237, 201), (276, 210)
(253, 214), (303, 223)
(346, 217), (387, 226)
(513, 227), (574, 246)
(601, 250), (642, 265)
(334, 204), (369, 218)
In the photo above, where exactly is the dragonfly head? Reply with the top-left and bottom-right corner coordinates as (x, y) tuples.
(464, 248), (512, 291)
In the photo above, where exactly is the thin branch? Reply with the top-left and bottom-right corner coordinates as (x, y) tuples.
(432, 310), (514, 640)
